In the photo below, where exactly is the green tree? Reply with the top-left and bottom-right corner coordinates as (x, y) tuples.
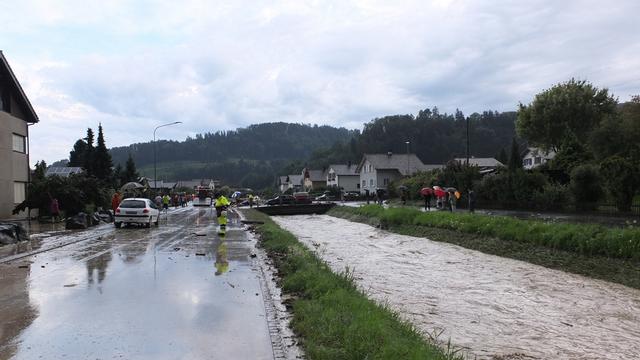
(68, 139), (88, 167)
(113, 164), (123, 187)
(33, 160), (47, 181)
(84, 128), (95, 176)
(508, 138), (522, 171)
(570, 164), (602, 210)
(123, 153), (139, 183)
(516, 79), (617, 151)
(497, 148), (508, 165)
(600, 156), (638, 212)
(93, 124), (113, 180)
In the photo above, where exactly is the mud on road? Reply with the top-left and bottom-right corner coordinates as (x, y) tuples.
(274, 214), (640, 360)
(0, 206), (298, 360)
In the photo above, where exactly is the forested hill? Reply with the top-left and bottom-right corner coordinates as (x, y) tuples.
(305, 109), (517, 170)
(109, 122), (357, 187)
(358, 109), (517, 164)
(108, 111), (517, 189)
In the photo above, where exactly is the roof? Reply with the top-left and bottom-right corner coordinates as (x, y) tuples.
(356, 153), (429, 176)
(45, 167), (83, 177)
(329, 164), (358, 176)
(175, 179), (217, 188)
(0, 51), (38, 123)
(287, 174), (303, 185)
(454, 158), (503, 168)
(305, 169), (326, 182)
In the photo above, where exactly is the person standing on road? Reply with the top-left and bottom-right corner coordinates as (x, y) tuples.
(449, 191), (456, 212)
(50, 197), (60, 223)
(111, 191), (121, 213)
(162, 194), (170, 213)
(424, 192), (432, 211)
(214, 193), (231, 231)
(468, 189), (476, 213)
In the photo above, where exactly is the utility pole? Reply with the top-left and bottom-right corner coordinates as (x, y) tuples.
(154, 121), (182, 193)
(466, 115), (470, 165)
(405, 141), (410, 176)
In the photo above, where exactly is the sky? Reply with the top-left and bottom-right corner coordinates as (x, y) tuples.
(1, 0), (639, 165)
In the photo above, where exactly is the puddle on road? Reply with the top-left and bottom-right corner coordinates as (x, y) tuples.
(0, 208), (275, 360)
(274, 215), (640, 360)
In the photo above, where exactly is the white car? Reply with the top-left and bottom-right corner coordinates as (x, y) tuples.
(114, 198), (160, 228)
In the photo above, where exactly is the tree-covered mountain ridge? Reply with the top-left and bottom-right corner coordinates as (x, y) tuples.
(110, 122), (358, 168)
(109, 110), (518, 188)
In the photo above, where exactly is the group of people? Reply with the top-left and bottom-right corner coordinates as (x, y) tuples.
(422, 189), (476, 213)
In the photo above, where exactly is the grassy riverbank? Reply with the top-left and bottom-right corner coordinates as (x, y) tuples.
(329, 205), (640, 290)
(243, 209), (461, 360)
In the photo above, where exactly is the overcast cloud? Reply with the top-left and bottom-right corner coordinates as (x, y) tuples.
(1, 0), (638, 165)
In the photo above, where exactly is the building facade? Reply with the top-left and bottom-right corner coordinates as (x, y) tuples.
(326, 164), (359, 192)
(0, 52), (38, 219)
(522, 147), (556, 170)
(356, 153), (441, 194)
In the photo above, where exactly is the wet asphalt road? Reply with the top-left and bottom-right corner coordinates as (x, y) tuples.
(0, 206), (274, 360)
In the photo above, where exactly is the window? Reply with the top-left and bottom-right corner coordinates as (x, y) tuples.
(14, 182), (26, 203)
(369, 179), (374, 187)
(383, 178), (389, 186)
(523, 158), (532, 166)
(534, 157), (541, 164)
(13, 133), (27, 154)
(356, 183), (360, 189)
(362, 180), (366, 188)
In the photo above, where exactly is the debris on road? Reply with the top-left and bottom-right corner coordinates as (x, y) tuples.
(195, 253), (206, 256)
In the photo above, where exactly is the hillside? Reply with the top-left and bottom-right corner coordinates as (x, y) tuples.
(109, 110), (517, 189)
(109, 122), (358, 187)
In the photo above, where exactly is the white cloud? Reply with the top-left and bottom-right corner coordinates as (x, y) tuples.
(0, 0), (638, 165)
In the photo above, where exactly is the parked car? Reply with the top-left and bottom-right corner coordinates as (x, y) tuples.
(265, 195), (295, 206)
(343, 191), (361, 201)
(315, 193), (336, 201)
(293, 191), (312, 204)
(114, 198), (160, 228)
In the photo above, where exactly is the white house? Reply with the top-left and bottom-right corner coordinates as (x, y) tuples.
(326, 164), (359, 192)
(279, 174), (303, 192)
(356, 153), (442, 194)
(454, 157), (504, 173)
(522, 147), (556, 169)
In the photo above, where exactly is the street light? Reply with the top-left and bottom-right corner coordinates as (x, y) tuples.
(154, 121), (182, 192)
(405, 141), (410, 176)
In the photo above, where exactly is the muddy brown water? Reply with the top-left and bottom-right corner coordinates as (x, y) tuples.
(274, 214), (640, 360)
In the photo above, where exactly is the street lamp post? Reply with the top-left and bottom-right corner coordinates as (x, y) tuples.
(405, 141), (410, 176)
(153, 121), (182, 192)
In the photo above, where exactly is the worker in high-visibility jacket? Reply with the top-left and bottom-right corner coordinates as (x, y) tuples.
(214, 193), (231, 234)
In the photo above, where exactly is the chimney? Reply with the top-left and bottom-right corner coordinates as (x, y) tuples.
(387, 151), (393, 157)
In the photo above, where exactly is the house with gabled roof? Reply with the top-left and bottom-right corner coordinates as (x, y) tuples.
(302, 168), (327, 191)
(327, 163), (359, 192)
(0, 51), (38, 219)
(356, 152), (442, 194)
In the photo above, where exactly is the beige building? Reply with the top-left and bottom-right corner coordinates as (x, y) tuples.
(0, 51), (38, 219)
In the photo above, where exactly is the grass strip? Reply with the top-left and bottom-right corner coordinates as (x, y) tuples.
(329, 206), (640, 290)
(243, 209), (462, 360)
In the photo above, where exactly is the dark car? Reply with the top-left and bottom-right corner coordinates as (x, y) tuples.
(343, 191), (361, 201)
(265, 195), (295, 206)
(293, 192), (312, 204)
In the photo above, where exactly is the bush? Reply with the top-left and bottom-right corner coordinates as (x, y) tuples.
(530, 184), (570, 211)
(600, 156), (639, 212)
(570, 164), (602, 210)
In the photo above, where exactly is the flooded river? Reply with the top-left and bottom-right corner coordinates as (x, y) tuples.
(273, 215), (640, 360)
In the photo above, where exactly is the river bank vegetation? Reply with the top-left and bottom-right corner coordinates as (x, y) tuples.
(243, 209), (462, 360)
(329, 205), (640, 289)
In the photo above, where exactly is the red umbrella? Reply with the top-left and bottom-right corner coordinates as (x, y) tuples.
(420, 187), (433, 196)
(432, 186), (446, 197)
